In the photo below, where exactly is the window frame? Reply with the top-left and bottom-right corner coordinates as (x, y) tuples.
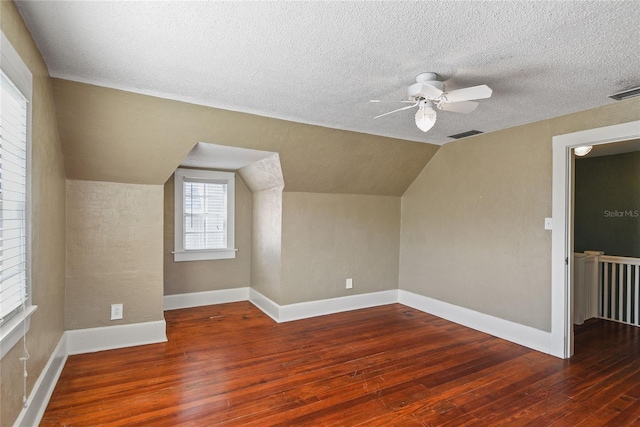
(173, 168), (236, 262)
(0, 30), (36, 360)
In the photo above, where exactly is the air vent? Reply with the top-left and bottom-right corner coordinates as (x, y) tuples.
(609, 86), (640, 101)
(448, 130), (484, 139)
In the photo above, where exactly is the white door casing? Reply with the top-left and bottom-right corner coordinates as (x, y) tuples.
(551, 120), (640, 358)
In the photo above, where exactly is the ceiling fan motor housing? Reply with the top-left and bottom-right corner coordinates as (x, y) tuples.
(408, 80), (445, 100)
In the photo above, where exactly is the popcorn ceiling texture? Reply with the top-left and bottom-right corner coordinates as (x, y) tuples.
(15, 1), (640, 145)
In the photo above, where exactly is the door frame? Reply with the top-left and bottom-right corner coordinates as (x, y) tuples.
(551, 120), (640, 358)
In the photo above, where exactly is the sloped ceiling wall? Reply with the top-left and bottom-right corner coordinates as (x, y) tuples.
(52, 79), (439, 196)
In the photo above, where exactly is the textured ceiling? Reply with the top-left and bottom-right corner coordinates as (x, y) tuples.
(15, 1), (640, 145)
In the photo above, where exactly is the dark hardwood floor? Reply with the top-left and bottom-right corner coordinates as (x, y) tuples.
(40, 302), (640, 426)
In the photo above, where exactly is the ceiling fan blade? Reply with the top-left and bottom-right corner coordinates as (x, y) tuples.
(443, 85), (492, 102)
(374, 102), (418, 119)
(420, 84), (443, 99)
(438, 100), (479, 114)
(370, 100), (417, 103)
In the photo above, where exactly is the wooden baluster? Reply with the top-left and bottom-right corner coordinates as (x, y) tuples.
(635, 265), (639, 326)
(626, 264), (632, 324)
(603, 262), (609, 320)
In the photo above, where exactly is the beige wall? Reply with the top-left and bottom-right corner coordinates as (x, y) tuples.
(281, 192), (400, 305)
(250, 187), (284, 302)
(65, 180), (164, 329)
(51, 79), (439, 195)
(163, 173), (252, 295)
(238, 154), (284, 193)
(400, 98), (640, 332)
(1, 2), (67, 426)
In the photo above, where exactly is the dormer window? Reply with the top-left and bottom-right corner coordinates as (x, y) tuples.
(173, 168), (236, 262)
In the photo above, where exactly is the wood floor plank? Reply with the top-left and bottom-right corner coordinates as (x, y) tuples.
(574, 394), (637, 427)
(601, 396), (640, 426)
(40, 303), (640, 426)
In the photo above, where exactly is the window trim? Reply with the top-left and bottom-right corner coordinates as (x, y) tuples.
(173, 168), (236, 262)
(0, 30), (36, 360)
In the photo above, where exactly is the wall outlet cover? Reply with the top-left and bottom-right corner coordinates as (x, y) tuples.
(111, 303), (123, 320)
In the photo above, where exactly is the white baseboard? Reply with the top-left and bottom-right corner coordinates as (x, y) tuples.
(66, 320), (167, 355)
(249, 289), (398, 323)
(279, 290), (398, 322)
(398, 290), (553, 355)
(164, 287), (250, 311)
(248, 289), (281, 322)
(13, 334), (68, 427)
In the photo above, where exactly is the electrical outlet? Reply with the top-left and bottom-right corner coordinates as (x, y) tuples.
(544, 218), (553, 230)
(110, 303), (123, 320)
(346, 278), (353, 289)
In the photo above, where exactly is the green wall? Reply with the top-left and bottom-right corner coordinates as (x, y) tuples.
(575, 152), (640, 257)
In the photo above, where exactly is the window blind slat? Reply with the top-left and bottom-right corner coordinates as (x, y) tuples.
(0, 228), (22, 242)
(0, 155), (26, 177)
(0, 100), (26, 121)
(0, 159), (27, 177)
(1, 122), (28, 144)
(0, 135), (28, 156)
(0, 272), (23, 293)
(0, 105), (26, 125)
(1, 147), (27, 167)
(0, 245), (25, 260)
(0, 291), (24, 318)
(0, 235), (26, 249)
(0, 285), (23, 303)
(0, 252), (26, 268)
(0, 118), (27, 139)
(0, 266), (25, 284)
(0, 255), (25, 274)
(0, 200), (26, 212)
(0, 111), (26, 131)
(0, 219), (26, 231)
(0, 180), (27, 195)
(0, 191), (26, 205)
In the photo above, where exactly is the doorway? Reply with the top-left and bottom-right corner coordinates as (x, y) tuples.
(551, 120), (640, 358)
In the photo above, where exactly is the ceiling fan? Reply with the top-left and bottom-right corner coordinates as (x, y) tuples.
(371, 72), (492, 132)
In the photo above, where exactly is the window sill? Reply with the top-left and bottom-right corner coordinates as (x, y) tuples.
(173, 249), (237, 262)
(0, 305), (37, 359)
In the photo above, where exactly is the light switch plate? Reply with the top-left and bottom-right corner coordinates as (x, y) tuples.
(544, 218), (553, 230)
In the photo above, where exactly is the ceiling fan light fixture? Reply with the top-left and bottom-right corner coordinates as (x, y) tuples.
(415, 101), (437, 132)
(574, 146), (593, 157)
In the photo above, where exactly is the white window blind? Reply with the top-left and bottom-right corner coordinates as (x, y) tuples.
(183, 179), (228, 250)
(0, 70), (28, 324)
